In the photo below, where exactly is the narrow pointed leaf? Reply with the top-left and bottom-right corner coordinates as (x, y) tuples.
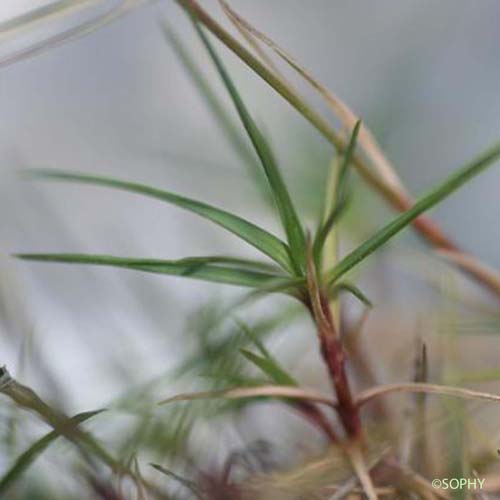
(335, 120), (361, 203)
(234, 319), (270, 357)
(171, 255), (282, 273)
(159, 385), (336, 407)
(236, 320), (298, 385)
(160, 21), (271, 203)
(356, 382), (500, 407)
(313, 121), (360, 265)
(313, 193), (350, 269)
(150, 464), (202, 498)
(240, 349), (297, 386)
(25, 169), (294, 273)
(16, 253), (289, 289)
(326, 141), (500, 284)
(330, 281), (373, 308)
(0, 1), (148, 69)
(191, 21), (306, 274)
(0, 409), (104, 496)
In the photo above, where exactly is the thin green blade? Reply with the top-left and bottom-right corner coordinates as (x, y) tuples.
(237, 319), (298, 386)
(0, 409), (104, 496)
(25, 169), (294, 273)
(160, 21), (272, 204)
(191, 21), (306, 274)
(240, 349), (297, 386)
(326, 141), (500, 284)
(16, 253), (292, 289)
(313, 120), (360, 266)
(235, 319), (270, 358)
(330, 281), (373, 308)
(335, 120), (361, 203)
(150, 463), (202, 497)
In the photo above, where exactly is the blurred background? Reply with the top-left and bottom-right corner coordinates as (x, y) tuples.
(1, 1), (500, 496)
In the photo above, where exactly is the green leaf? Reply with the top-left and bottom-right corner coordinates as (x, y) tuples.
(234, 319), (270, 357)
(313, 121), (360, 266)
(313, 194), (350, 269)
(167, 255), (282, 273)
(16, 253), (290, 289)
(330, 281), (373, 308)
(191, 21), (306, 274)
(240, 349), (297, 386)
(25, 169), (294, 273)
(335, 120), (361, 203)
(150, 463), (202, 498)
(236, 319), (298, 386)
(326, 141), (500, 284)
(160, 21), (272, 204)
(0, 409), (103, 496)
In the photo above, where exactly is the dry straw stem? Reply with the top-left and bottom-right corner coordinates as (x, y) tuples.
(436, 248), (500, 295)
(179, 0), (500, 298)
(383, 461), (449, 500)
(328, 486), (395, 499)
(0, 0), (100, 43)
(356, 382), (500, 408)
(0, 0), (152, 68)
(325, 445), (392, 500)
(218, 0), (407, 195)
(158, 384), (338, 408)
(343, 442), (378, 500)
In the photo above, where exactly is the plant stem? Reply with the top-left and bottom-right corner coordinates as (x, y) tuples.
(305, 246), (362, 440)
(317, 293), (362, 439)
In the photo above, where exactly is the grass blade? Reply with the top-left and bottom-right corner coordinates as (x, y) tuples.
(330, 282), (373, 308)
(313, 121), (360, 267)
(356, 382), (500, 407)
(150, 463), (202, 498)
(236, 320), (298, 385)
(159, 385), (336, 408)
(0, 1), (149, 69)
(334, 120), (361, 207)
(218, 0), (407, 196)
(177, 2), (500, 301)
(16, 253), (293, 289)
(0, 410), (104, 496)
(240, 350), (297, 386)
(0, 0), (97, 41)
(326, 141), (500, 284)
(160, 21), (271, 204)
(191, 20), (306, 274)
(25, 169), (294, 273)
(176, 0), (403, 214)
(234, 319), (271, 357)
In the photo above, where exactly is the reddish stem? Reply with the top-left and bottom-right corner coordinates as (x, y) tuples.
(318, 293), (362, 439)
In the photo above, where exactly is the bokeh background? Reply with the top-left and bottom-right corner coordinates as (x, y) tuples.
(1, 0), (500, 481)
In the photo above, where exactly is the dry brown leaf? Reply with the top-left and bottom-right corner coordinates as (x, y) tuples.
(0, 0), (150, 68)
(356, 382), (500, 407)
(158, 384), (337, 407)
